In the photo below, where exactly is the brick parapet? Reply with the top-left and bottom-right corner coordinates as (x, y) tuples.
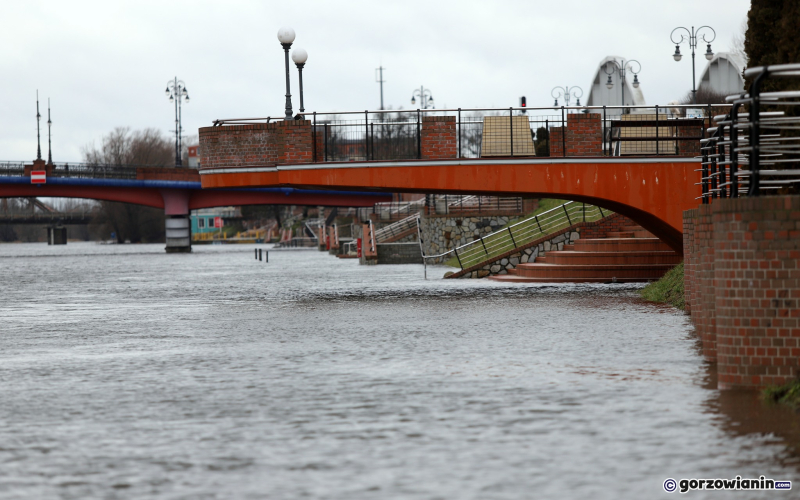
(676, 125), (702, 157)
(548, 113), (602, 157)
(198, 119), (313, 169)
(421, 116), (456, 160)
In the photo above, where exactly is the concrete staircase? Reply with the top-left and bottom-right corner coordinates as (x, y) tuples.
(488, 224), (680, 283)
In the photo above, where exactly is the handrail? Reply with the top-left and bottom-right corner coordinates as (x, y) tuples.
(421, 201), (611, 269)
(702, 63), (800, 201)
(374, 213), (419, 242)
(211, 103), (733, 125)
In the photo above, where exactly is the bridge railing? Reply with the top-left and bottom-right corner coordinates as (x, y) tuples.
(49, 163), (140, 180)
(419, 200), (610, 270)
(701, 63), (800, 202)
(0, 161), (192, 180)
(212, 104), (729, 162)
(0, 162), (25, 176)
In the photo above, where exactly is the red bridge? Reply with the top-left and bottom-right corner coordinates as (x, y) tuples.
(198, 108), (710, 254)
(0, 160), (390, 250)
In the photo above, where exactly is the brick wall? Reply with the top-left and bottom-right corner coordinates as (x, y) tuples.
(676, 124), (702, 157)
(684, 195), (800, 389)
(421, 116), (456, 159)
(697, 205), (716, 361)
(714, 196), (800, 389)
(682, 210), (695, 315)
(548, 113), (602, 157)
(199, 119), (312, 168)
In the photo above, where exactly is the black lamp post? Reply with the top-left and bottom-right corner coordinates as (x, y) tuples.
(35, 90), (42, 161)
(277, 26), (296, 120)
(551, 86), (583, 107)
(165, 77), (190, 167)
(670, 26), (715, 105)
(603, 59), (641, 112)
(292, 47), (308, 117)
(47, 99), (52, 164)
(411, 86), (434, 109)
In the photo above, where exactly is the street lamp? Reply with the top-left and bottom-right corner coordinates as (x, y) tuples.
(292, 47), (308, 116)
(670, 25), (715, 104)
(603, 59), (641, 113)
(411, 86), (434, 109)
(551, 86), (583, 107)
(277, 26), (296, 120)
(165, 77), (189, 167)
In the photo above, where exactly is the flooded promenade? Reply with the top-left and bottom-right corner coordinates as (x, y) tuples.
(0, 243), (797, 499)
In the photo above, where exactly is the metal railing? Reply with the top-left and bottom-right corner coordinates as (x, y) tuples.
(700, 63), (800, 202)
(0, 161), (193, 180)
(211, 104), (726, 162)
(0, 211), (96, 224)
(0, 162), (25, 176)
(374, 213), (418, 242)
(420, 201), (609, 270)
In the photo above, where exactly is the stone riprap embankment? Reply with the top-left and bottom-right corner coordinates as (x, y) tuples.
(420, 215), (511, 264)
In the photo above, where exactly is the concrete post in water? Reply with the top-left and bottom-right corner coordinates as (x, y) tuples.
(46, 225), (67, 245)
(161, 189), (191, 253)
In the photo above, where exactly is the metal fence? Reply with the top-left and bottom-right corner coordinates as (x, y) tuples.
(0, 162), (188, 180)
(213, 104), (726, 162)
(700, 63), (800, 202)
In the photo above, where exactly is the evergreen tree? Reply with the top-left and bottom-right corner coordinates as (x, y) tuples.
(744, 0), (800, 91)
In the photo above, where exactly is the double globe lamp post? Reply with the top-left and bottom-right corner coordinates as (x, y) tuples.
(165, 78), (189, 167)
(277, 27), (308, 120)
(604, 59), (641, 113)
(551, 86), (583, 107)
(670, 26), (715, 105)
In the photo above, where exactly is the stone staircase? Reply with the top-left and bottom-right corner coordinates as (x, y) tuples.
(488, 223), (680, 283)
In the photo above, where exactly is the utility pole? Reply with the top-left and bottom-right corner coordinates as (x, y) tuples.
(376, 66), (386, 110)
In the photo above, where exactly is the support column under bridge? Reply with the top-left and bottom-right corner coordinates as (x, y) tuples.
(161, 189), (191, 253)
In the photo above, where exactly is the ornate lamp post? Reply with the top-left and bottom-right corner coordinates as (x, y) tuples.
(670, 25), (715, 104)
(292, 47), (308, 116)
(47, 99), (52, 164)
(551, 86), (583, 106)
(35, 91), (42, 161)
(411, 86), (434, 109)
(604, 59), (641, 112)
(277, 26), (296, 120)
(165, 77), (190, 167)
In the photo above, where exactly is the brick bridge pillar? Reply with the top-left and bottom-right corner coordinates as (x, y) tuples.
(684, 196), (800, 389)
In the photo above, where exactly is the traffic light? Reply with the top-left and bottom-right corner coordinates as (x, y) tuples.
(520, 96), (527, 113)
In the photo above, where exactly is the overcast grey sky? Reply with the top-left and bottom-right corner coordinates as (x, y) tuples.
(1, 0), (750, 162)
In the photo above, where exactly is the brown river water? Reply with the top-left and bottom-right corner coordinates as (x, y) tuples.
(0, 243), (798, 499)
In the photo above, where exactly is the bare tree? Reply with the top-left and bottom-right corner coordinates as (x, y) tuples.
(82, 128), (174, 243)
(730, 17), (748, 65)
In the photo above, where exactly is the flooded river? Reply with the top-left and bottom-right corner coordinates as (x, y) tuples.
(0, 243), (797, 499)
